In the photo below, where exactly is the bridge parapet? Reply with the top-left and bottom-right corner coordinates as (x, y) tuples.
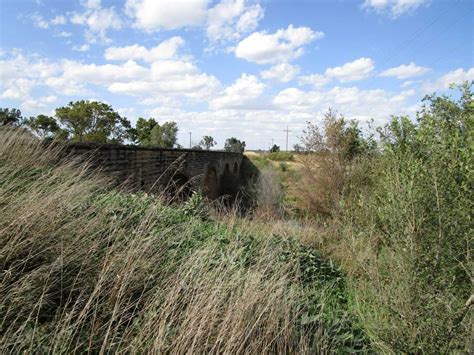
(63, 143), (256, 199)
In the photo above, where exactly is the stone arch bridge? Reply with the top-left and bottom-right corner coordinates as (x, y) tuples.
(64, 143), (257, 199)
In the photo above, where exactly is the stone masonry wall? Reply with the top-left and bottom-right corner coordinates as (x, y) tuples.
(62, 143), (248, 197)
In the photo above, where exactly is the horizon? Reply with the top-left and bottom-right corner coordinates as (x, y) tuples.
(1, 0), (473, 150)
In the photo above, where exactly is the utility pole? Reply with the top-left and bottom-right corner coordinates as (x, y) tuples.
(283, 125), (291, 151)
(188, 132), (192, 148)
(271, 138), (274, 150)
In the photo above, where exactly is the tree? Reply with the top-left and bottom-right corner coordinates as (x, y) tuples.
(293, 144), (303, 153)
(0, 108), (22, 126)
(133, 118), (178, 148)
(224, 137), (246, 152)
(269, 144), (280, 153)
(24, 114), (60, 138)
(134, 117), (158, 145)
(301, 108), (369, 162)
(149, 121), (178, 148)
(199, 135), (217, 150)
(55, 100), (131, 143)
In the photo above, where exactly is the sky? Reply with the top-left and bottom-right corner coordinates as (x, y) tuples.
(0, 0), (473, 150)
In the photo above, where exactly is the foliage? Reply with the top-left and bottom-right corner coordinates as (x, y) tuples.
(133, 117), (158, 145)
(199, 135), (217, 150)
(0, 108), (22, 126)
(295, 109), (375, 216)
(301, 108), (373, 163)
(23, 114), (61, 139)
(55, 100), (132, 143)
(323, 82), (473, 352)
(149, 121), (178, 148)
(268, 151), (294, 161)
(224, 137), (246, 152)
(269, 144), (280, 152)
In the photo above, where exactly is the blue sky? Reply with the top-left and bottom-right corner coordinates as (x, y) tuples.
(1, 0), (473, 149)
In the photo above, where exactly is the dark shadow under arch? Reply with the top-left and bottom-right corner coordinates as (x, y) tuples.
(219, 163), (235, 196)
(203, 167), (218, 200)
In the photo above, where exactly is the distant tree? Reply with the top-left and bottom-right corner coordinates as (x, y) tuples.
(55, 100), (131, 143)
(191, 145), (203, 150)
(149, 121), (178, 148)
(134, 117), (158, 145)
(269, 144), (280, 153)
(133, 118), (178, 148)
(0, 108), (22, 126)
(24, 114), (60, 138)
(199, 135), (217, 150)
(301, 108), (369, 162)
(224, 137), (246, 153)
(293, 144), (303, 153)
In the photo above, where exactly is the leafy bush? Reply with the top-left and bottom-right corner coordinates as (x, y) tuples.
(331, 83), (473, 353)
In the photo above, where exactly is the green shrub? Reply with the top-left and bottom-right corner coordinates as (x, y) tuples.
(335, 82), (473, 353)
(268, 151), (294, 161)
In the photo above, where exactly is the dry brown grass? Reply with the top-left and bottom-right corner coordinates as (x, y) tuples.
(291, 153), (344, 217)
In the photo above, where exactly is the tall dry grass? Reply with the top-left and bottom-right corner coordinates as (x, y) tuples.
(0, 128), (366, 353)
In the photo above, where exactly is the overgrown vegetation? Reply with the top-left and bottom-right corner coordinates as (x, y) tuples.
(0, 128), (367, 353)
(1, 84), (472, 353)
(248, 83), (473, 352)
(332, 83), (473, 352)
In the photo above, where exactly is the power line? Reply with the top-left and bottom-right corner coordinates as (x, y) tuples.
(373, 2), (464, 70)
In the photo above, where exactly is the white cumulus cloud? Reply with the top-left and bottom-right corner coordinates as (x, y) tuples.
(50, 15), (67, 25)
(211, 73), (266, 109)
(70, 1), (122, 43)
(105, 37), (185, 62)
(206, 0), (264, 43)
(362, 0), (430, 18)
(298, 73), (332, 88)
(125, 0), (208, 31)
(273, 85), (418, 123)
(260, 63), (300, 83)
(234, 25), (324, 64)
(325, 57), (375, 82)
(380, 62), (430, 79)
(422, 68), (474, 93)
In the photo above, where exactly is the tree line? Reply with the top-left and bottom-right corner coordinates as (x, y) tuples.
(0, 100), (246, 152)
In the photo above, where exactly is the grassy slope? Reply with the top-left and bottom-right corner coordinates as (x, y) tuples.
(0, 129), (368, 353)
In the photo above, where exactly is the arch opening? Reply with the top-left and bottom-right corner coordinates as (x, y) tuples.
(203, 167), (218, 200)
(219, 163), (235, 196)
